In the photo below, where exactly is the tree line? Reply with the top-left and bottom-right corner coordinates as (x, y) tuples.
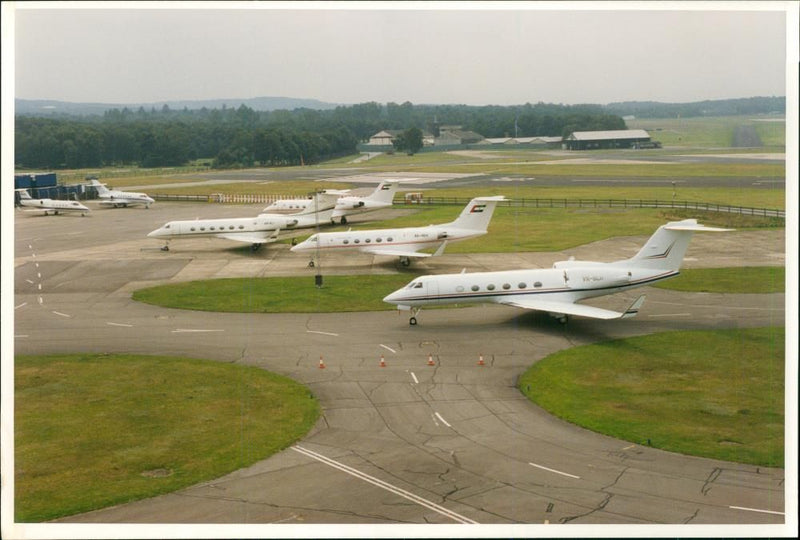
(15, 101), (626, 170)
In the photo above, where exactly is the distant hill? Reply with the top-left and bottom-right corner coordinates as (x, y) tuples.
(603, 96), (785, 119)
(15, 96), (342, 116)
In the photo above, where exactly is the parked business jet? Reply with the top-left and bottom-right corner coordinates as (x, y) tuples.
(147, 193), (338, 252)
(264, 182), (399, 224)
(88, 179), (154, 208)
(291, 196), (505, 267)
(384, 219), (731, 325)
(15, 189), (91, 216)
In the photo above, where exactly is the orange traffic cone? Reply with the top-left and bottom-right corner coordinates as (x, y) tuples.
(427, 354), (435, 366)
(318, 355), (326, 369)
(478, 354), (485, 366)
(380, 355), (386, 367)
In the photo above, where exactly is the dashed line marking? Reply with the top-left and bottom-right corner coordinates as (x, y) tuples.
(410, 372), (419, 384)
(15, 335), (29, 338)
(648, 313), (691, 318)
(306, 330), (339, 337)
(171, 328), (224, 333)
(25, 279), (34, 284)
(380, 344), (396, 354)
(52, 311), (71, 318)
(729, 505), (784, 516)
(529, 462), (580, 479)
(434, 412), (452, 428)
(37, 296), (44, 305)
(107, 322), (134, 328)
(15, 302), (28, 309)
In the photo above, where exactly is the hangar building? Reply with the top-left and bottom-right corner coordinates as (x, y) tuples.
(563, 129), (655, 150)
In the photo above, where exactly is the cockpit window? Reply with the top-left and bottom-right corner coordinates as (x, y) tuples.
(413, 282), (423, 288)
(308, 235), (318, 242)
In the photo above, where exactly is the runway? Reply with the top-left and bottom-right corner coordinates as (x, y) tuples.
(12, 201), (786, 527)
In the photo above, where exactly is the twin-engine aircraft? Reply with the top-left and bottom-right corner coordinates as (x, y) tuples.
(88, 179), (154, 208)
(147, 192), (339, 252)
(264, 181), (399, 224)
(15, 189), (91, 216)
(291, 196), (505, 267)
(384, 219), (730, 325)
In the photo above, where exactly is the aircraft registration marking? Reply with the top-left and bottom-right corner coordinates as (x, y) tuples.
(729, 505), (784, 516)
(292, 445), (477, 524)
(306, 330), (339, 337)
(528, 462), (580, 479)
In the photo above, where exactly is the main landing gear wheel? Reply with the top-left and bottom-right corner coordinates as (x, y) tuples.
(340, 217), (348, 224)
(400, 257), (411, 267)
(409, 317), (417, 326)
(308, 260), (315, 268)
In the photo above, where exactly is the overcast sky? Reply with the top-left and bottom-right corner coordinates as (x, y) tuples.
(8, 2), (795, 106)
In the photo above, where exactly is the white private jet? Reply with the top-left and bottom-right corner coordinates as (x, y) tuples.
(291, 196), (505, 267)
(88, 179), (154, 208)
(384, 219), (731, 325)
(264, 181), (399, 224)
(15, 189), (91, 216)
(147, 193), (339, 252)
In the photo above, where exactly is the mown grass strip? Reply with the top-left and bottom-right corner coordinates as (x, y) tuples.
(655, 266), (785, 293)
(133, 265), (782, 314)
(15, 354), (320, 522)
(519, 327), (784, 467)
(133, 274), (416, 313)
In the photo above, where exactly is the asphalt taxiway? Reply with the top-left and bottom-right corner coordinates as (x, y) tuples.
(12, 201), (786, 526)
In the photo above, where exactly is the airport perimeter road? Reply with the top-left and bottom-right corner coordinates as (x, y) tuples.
(12, 204), (787, 526)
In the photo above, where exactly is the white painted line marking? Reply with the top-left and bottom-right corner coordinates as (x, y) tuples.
(15, 335), (29, 338)
(410, 372), (419, 384)
(37, 272), (41, 279)
(171, 328), (224, 333)
(306, 330), (339, 337)
(434, 412), (452, 428)
(380, 344), (396, 354)
(38, 284), (42, 290)
(52, 311), (71, 318)
(107, 322), (134, 328)
(622, 444), (635, 450)
(529, 462), (580, 479)
(35, 263), (39, 268)
(37, 296), (43, 305)
(292, 445), (477, 524)
(648, 313), (691, 318)
(729, 505), (784, 516)
(25, 279), (34, 284)
(28, 244), (32, 249)
(15, 302), (28, 309)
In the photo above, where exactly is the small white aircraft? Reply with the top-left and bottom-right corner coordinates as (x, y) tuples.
(147, 192), (339, 252)
(291, 196), (505, 267)
(264, 181), (399, 224)
(88, 179), (154, 208)
(384, 219), (731, 325)
(15, 189), (91, 216)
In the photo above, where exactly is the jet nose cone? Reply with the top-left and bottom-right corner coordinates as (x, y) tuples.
(383, 289), (400, 304)
(147, 229), (160, 238)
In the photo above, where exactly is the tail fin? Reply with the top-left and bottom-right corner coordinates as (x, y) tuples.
(16, 189), (32, 200)
(365, 181), (398, 203)
(446, 196), (505, 232)
(621, 219), (732, 271)
(89, 179), (110, 195)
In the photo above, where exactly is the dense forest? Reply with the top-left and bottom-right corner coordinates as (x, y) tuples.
(15, 102), (625, 170)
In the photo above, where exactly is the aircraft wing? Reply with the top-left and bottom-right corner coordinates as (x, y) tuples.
(499, 295), (646, 320)
(362, 247), (432, 258)
(215, 232), (279, 245)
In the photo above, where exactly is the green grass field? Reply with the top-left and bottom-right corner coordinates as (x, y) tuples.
(132, 265), (783, 314)
(655, 266), (785, 293)
(15, 354), (320, 522)
(519, 327), (785, 467)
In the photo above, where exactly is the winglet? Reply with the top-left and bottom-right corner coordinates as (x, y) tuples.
(433, 240), (448, 257)
(621, 295), (646, 319)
